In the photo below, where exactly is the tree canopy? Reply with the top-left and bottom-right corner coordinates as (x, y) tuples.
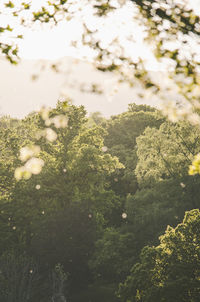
(118, 209), (200, 302)
(1, 1), (200, 300)
(0, 102), (199, 301)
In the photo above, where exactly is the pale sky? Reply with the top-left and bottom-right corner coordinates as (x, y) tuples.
(11, 0), (200, 62)
(1, 0), (199, 63)
(0, 58), (160, 118)
(0, 0), (199, 118)
(1, 0), (160, 68)
(0, 0), (160, 118)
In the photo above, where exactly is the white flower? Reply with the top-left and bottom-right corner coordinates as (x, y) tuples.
(19, 147), (31, 162)
(177, 108), (188, 119)
(19, 145), (40, 162)
(52, 115), (68, 128)
(40, 106), (50, 121)
(118, 0), (126, 5)
(14, 166), (32, 181)
(14, 167), (25, 181)
(36, 184), (41, 190)
(187, 113), (200, 126)
(45, 118), (52, 126)
(193, 100), (200, 109)
(25, 158), (44, 175)
(45, 128), (57, 142)
(168, 109), (179, 123)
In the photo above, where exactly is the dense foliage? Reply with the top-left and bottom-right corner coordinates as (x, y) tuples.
(1, 1), (200, 300)
(0, 101), (199, 301)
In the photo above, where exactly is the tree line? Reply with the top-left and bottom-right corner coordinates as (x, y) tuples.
(0, 101), (199, 301)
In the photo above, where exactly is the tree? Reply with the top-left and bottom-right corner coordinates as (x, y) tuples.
(104, 105), (164, 196)
(1, 99), (200, 301)
(0, 252), (38, 302)
(118, 209), (200, 302)
(0, 101), (124, 300)
(90, 227), (137, 283)
(2, 0), (200, 173)
(87, 112), (106, 128)
(125, 176), (200, 248)
(136, 120), (200, 187)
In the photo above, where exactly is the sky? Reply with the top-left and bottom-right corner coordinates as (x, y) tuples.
(0, 0), (159, 118)
(1, 0), (200, 63)
(0, 57), (160, 118)
(1, 0), (161, 66)
(11, 0), (200, 62)
(0, 0), (199, 118)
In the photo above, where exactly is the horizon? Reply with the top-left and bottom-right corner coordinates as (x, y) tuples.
(0, 57), (160, 119)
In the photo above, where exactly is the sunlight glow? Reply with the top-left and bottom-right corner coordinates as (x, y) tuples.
(1, 0), (199, 67)
(1, 0), (163, 70)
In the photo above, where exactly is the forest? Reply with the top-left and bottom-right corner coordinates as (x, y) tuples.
(0, 101), (199, 301)
(1, 0), (200, 301)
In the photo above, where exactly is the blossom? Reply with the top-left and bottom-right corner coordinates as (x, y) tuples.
(52, 115), (68, 128)
(45, 128), (57, 142)
(40, 106), (50, 121)
(45, 118), (52, 126)
(187, 113), (200, 126)
(25, 157), (44, 175)
(14, 167), (24, 181)
(19, 145), (40, 162)
(14, 166), (32, 181)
